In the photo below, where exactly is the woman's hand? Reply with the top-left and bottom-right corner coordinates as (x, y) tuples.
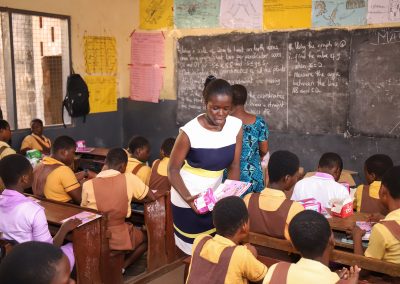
(186, 194), (201, 214)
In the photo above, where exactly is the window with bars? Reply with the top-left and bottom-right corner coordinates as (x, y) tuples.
(0, 8), (71, 130)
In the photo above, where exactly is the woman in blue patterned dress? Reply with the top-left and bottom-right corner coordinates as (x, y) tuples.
(168, 78), (243, 255)
(231, 84), (269, 195)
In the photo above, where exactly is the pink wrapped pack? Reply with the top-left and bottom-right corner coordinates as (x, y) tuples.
(298, 198), (321, 213)
(194, 188), (217, 214)
(331, 197), (353, 218)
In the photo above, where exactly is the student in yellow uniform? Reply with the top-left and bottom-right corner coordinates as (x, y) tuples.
(244, 150), (304, 240)
(20, 119), (52, 155)
(81, 148), (155, 269)
(125, 136), (151, 185)
(0, 120), (15, 160)
(32, 136), (94, 204)
(149, 137), (175, 196)
(353, 166), (400, 264)
(264, 210), (360, 284)
(354, 154), (393, 215)
(187, 196), (267, 284)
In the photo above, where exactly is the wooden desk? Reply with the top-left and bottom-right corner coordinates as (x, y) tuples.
(33, 196), (123, 284)
(328, 212), (370, 231)
(75, 147), (109, 173)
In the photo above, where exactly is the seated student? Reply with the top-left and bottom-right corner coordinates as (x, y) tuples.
(81, 148), (155, 269)
(0, 119), (15, 160)
(0, 154), (80, 270)
(186, 196), (267, 284)
(353, 166), (400, 264)
(149, 137), (175, 196)
(126, 136), (151, 185)
(20, 119), (52, 156)
(32, 136), (94, 204)
(354, 154), (393, 215)
(0, 241), (75, 284)
(291, 152), (349, 209)
(264, 210), (360, 284)
(244, 150), (304, 240)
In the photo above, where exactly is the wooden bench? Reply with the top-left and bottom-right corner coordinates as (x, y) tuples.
(75, 147), (109, 173)
(248, 232), (400, 278)
(30, 195), (123, 284)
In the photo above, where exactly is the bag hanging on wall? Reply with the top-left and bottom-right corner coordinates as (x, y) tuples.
(62, 71), (90, 127)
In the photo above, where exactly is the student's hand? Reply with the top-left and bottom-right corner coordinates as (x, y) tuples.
(60, 218), (82, 233)
(186, 195), (201, 214)
(244, 243), (258, 257)
(352, 224), (366, 240)
(367, 213), (384, 223)
(337, 267), (349, 279)
(346, 265), (361, 284)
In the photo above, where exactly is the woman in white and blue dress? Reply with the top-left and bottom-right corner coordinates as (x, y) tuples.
(168, 77), (243, 255)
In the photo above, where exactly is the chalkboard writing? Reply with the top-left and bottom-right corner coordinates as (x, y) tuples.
(177, 28), (400, 137)
(349, 28), (400, 137)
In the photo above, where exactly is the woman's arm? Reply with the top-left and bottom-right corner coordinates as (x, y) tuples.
(167, 131), (199, 212)
(227, 128), (243, 180)
(259, 140), (268, 158)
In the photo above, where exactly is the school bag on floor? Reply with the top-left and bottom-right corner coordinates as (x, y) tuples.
(62, 72), (90, 127)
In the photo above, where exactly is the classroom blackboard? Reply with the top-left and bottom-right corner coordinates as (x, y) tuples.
(176, 27), (400, 137)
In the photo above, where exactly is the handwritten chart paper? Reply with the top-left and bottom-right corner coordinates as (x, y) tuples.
(263, 0), (312, 29)
(130, 33), (165, 103)
(312, 0), (367, 27)
(368, 0), (400, 24)
(85, 76), (117, 113)
(175, 0), (221, 28)
(139, 0), (173, 30)
(84, 36), (117, 74)
(220, 0), (262, 29)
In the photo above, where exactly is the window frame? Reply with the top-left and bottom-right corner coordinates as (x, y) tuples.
(0, 7), (73, 130)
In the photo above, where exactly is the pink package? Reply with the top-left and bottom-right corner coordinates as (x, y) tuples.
(194, 188), (217, 214)
(298, 198), (321, 213)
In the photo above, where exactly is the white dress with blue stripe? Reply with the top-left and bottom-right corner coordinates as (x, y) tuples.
(171, 114), (242, 255)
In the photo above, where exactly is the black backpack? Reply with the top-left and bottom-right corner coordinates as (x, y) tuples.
(62, 73), (90, 127)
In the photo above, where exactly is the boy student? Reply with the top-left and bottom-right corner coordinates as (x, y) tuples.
(0, 119), (15, 160)
(291, 152), (349, 209)
(353, 166), (400, 264)
(354, 154), (393, 214)
(0, 154), (80, 270)
(149, 137), (175, 196)
(244, 150), (304, 240)
(20, 119), (52, 155)
(81, 148), (155, 269)
(264, 210), (360, 284)
(0, 241), (75, 284)
(32, 136), (95, 204)
(186, 196), (267, 284)
(126, 136), (151, 185)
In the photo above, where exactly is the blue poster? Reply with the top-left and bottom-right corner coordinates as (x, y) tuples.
(174, 0), (221, 28)
(312, 0), (368, 27)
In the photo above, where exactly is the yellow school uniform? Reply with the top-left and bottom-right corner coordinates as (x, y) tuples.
(188, 234), (267, 284)
(243, 188), (304, 240)
(152, 157), (169, 176)
(126, 157), (151, 186)
(0, 141), (16, 160)
(354, 181), (381, 212)
(81, 169), (149, 217)
(20, 134), (51, 153)
(42, 157), (80, 202)
(365, 208), (400, 264)
(263, 258), (340, 284)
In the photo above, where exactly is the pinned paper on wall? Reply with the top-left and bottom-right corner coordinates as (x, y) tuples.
(84, 36), (117, 74)
(130, 32), (165, 103)
(174, 0), (221, 28)
(139, 0), (174, 30)
(85, 76), (117, 113)
(367, 0), (400, 24)
(312, 0), (367, 27)
(220, 0), (263, 29)
(263, 0), (312, 29)
(130, 65), (164, 103)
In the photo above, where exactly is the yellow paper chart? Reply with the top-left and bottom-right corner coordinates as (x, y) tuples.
(263, 0), (312, 30)
(139, 0), (173, 30)
(84, 36), (117, 74)
(85, 76), (117, 113)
